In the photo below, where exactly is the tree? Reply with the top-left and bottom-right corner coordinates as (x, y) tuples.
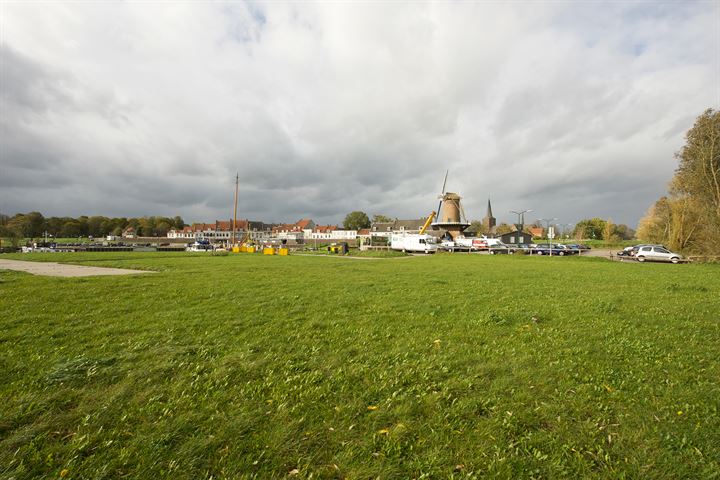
(372, 214), (392, 223)
(87, 216), (106, 237)
(343, 211), (370, 230)
(173, 216), (185, 229)
(60, 220), (83, 238)
(155, 220), (172, 237)
(0, 224), (21, 247)
(574, 218), (607, 240)
(614, 224), (636, 240)
(603, 218), (619, 243)
(495, 223), (514, 235)
(137, 217), (155, 237)
(26, 211), (46, 237)
(469, 220), (490, 236)
(672, 109), (720, 220)
(638, 109), (720, 253)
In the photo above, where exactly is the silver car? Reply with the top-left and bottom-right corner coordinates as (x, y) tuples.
(635, 245), (682, 264)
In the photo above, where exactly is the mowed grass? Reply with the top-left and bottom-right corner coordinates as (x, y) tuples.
(1, 253), (718, 479)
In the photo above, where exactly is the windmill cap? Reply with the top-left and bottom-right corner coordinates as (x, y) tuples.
(440, 192), (461, 200)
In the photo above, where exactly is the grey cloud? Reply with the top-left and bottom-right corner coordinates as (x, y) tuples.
(0, 2), (715, 227)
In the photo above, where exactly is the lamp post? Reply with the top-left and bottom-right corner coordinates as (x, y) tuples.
(537, 218), (557, 256)
(510, 209), (532, 245)
(511, 209), (533, 226)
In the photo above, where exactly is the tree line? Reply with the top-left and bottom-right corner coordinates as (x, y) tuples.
(637, 109), (719, 254)
(0, 212), (185, 240)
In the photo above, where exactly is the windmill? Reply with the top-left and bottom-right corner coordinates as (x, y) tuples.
(431, 170), (470, 240)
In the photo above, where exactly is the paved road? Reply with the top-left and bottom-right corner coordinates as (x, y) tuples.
(0, 259), (153, 277)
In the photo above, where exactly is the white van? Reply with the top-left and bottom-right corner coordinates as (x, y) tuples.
(390, 234), (438, 254)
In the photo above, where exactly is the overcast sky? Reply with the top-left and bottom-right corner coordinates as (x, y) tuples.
(1, 1), (718, 227)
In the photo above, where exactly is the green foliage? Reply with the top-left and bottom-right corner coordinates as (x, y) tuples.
(574, 218), (607, 240)
(1, 253), (719, 478)
(343, 211), (371, 230)
(372, 214), (392, 223)
(495, 222), (514, 235)
(639, 109), (720, 253)
(0, 213), (188, 239)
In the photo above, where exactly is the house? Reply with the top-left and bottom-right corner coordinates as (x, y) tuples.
(499, 230), (533, 245)
(529, 227), (544, 238)
(167, 226), (195, 239)
(272, 219), (317, 242)
(305, 224), (336, 240)
(330, 229), (357, 240)
(357, 228), (371, 241)
(370, 219), (426, 237)
(168, 220), (273, 241)
(122, 227), (136, 239)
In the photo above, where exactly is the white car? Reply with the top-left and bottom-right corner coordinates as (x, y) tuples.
(635, 245), (682, 264)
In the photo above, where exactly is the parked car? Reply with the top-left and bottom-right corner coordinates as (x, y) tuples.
(554, 244), (579, 255)
(635, 245), (682, 263)
(617, 246), (634, 257)
(530, 244), (571, 256)
(488, 244), (511, 254)
(629, 244), (664, 257)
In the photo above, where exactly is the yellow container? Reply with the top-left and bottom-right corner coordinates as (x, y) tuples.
(278, 248), (289, 256)
(239, 245), (247, 252)
(263, 247), (275, 255)
(232, 246), (240, 253)
(246, 246), (255, 253)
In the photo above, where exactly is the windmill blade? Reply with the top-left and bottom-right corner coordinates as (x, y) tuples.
(459, 202), (468, 224)
(441, 170), (448, 195)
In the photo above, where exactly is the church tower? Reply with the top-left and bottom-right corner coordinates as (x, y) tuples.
(482, 198), (496, 233)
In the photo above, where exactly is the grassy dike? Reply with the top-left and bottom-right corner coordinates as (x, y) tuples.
(1, 252), (718, 479)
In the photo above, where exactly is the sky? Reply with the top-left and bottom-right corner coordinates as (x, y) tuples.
(1, 1), (718, 228)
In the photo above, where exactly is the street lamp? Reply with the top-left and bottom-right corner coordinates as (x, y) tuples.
(510, 209), (533, 226)
(537, 218), (558, 256)
(510, 209), (533, 245)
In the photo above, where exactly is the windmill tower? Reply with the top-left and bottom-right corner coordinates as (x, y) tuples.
(431, 171), (470, 240)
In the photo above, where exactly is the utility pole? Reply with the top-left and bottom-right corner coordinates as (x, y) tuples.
(538, 218), (557, 256)
(232, 173), (239, 247)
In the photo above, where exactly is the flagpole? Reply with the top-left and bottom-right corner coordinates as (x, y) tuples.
(232, 173), (238, 247)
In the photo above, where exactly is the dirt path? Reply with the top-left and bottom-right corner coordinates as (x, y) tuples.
(0, 259), (153, 277)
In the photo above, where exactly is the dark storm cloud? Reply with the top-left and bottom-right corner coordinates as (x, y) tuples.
(0, 2), (716, 226)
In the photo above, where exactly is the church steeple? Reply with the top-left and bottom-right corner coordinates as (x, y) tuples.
(483, 198), (497, 232)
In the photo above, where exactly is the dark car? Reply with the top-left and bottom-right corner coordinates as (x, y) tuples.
(554, 244), (579, 255)
(489, 244), (512, 255)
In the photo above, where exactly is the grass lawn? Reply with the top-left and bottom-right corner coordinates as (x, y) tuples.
(1, 252), (718, 479)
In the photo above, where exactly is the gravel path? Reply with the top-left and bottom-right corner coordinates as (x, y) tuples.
(0, 259), (153, 277)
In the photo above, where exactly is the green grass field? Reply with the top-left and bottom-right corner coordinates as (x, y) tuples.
(1, 252), (718, 479)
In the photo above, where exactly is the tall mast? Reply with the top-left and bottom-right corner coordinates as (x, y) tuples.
(232, 172), (239, 246)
